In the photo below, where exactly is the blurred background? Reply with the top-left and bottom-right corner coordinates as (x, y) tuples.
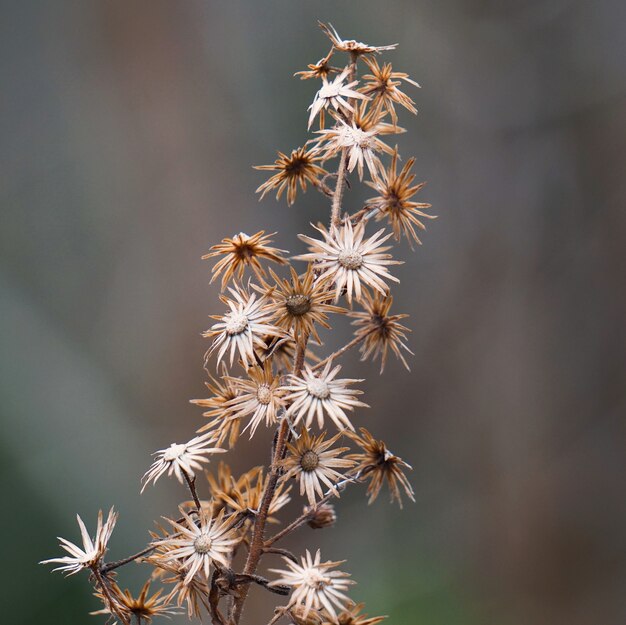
(1, 1), (625, 624)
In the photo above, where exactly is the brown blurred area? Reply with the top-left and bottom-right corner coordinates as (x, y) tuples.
(1, 2), (625, 625)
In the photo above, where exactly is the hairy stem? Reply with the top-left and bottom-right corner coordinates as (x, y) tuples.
(183, 470), (202, 511)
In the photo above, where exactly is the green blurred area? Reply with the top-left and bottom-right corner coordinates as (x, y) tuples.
(2, 1), (625, 625)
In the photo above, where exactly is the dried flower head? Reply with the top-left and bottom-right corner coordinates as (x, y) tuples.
(153, 560), (210, 619)
(317, 118), (394, 181)
(365, 149), (434, 246)
(347, 428), (415, 507)
(307, 67), (368, 130)
(217, 465), (291, 522)
(202, 231), (287, 290)
(296, 220), (401, 304)
(284, 360), (367, 431)
(281, 429), (355, 505)
(319, 22), (397, 56)
(323, 602), (387, 625)
(141, 432), (225, 492)
(306, 502), (337, 530)
(270, 549), (354, 623)
(155, 508), (238, 585)
(349, 291), (413, 373)
(92, 579), (178, 624)
(191, 365), (241, 447)
(255, 147), (328, 206)
(360, 56), (420, 123)
(262, 266), (344, 346)
(295, 48), (338, 81)
(40, 507), (117, 575)
(204, 284), (284, 368)
(224, 361), (286, 437)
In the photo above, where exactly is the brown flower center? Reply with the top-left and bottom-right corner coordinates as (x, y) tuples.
(338, 250), (363, 270)
(300, 450), (320, 472)
(285, 294), (312, 316)
(225, 312), (248, 335)
(256, 384), (272, 405)
(193, 534), (213, 554)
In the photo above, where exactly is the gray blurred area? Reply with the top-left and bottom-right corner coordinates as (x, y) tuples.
(1, 1), (625, 624)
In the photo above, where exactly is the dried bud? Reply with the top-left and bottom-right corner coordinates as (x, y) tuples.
(305, 503), (337, 529)
(289, 604), (323, 625)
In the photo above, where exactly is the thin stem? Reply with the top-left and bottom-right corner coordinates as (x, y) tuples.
(183, 470), (202, 511)
(311, 329), (374, 371)
(101, 545), (157, 574)
(264, 472), (362, 547)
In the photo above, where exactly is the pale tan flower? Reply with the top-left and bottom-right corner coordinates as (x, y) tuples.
(40, 508), (117, 575)
(255, 147), (328, 206)
(307, 67), (368, 130)
(295, 48), (338, 81)
(365, 149), (434, 246)
(204, 284), (284, 368)
(269, 549), (354, 623)
(225, 361), (287, 437)
(360, 56), (420, 123)
(295, 221), (401, 304)
(347, 428), (415, 507)
(316, 118), (394, 181)
(202, 231), (287, 290)
(141, 432), (225, 492)
(155, 508), (239, 585)
(153, 560), (210, 619)
(349, 290), (413, 373)
(281, 429), (355, 505)
(323, 602), (387, 625)
(92, 579), (179, 624)
(191, 364), (241, 447)
(216, 465), (292, 522)
(261, 266), (345, 346)
(319, 22), (397, 56)
(284, 360), (367, 431)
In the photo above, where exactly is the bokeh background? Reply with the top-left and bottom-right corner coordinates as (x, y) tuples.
(1, 1), (625, 624)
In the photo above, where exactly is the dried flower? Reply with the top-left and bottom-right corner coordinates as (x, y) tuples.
(365, 149), (434, 246)
(202, 231), (287, 290)
(270, 549), (354, 623)
(40, 508), (117, 575)
(262, 266), (345, 346)
(155, 508), (238, 584)
(347, 428), (415, 507)
(349, 291), (413, 373)
(284, 360), (367, 431)
(255, 147), (328, 206)
(295, 48), (338, 81)
(319, 22), (397, 56)
(191, 365), (242, 447)
(153, 560), (211, 619)
(225, 361), (286, 437)
(307, 67), (368, 130)
(141, 432), (225, 492)
(216, 465), (292, 522)
(92, 579), (178, 624)
(281, 429), (355, 505)
(323, 602), (386, 625)
(296, 220), (401, 304)
(360, 56), (419, 123)
(306, 502), (337, 530)
(204, 284), (284, 368)
(316, 117), (394, 181)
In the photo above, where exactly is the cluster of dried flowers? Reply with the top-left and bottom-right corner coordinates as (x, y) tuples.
(42, 22), (434, 625)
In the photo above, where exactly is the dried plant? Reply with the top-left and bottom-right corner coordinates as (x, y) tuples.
(41, 21), (435, 625)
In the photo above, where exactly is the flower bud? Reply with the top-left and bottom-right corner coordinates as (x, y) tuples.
(305, 503), (337, 530)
